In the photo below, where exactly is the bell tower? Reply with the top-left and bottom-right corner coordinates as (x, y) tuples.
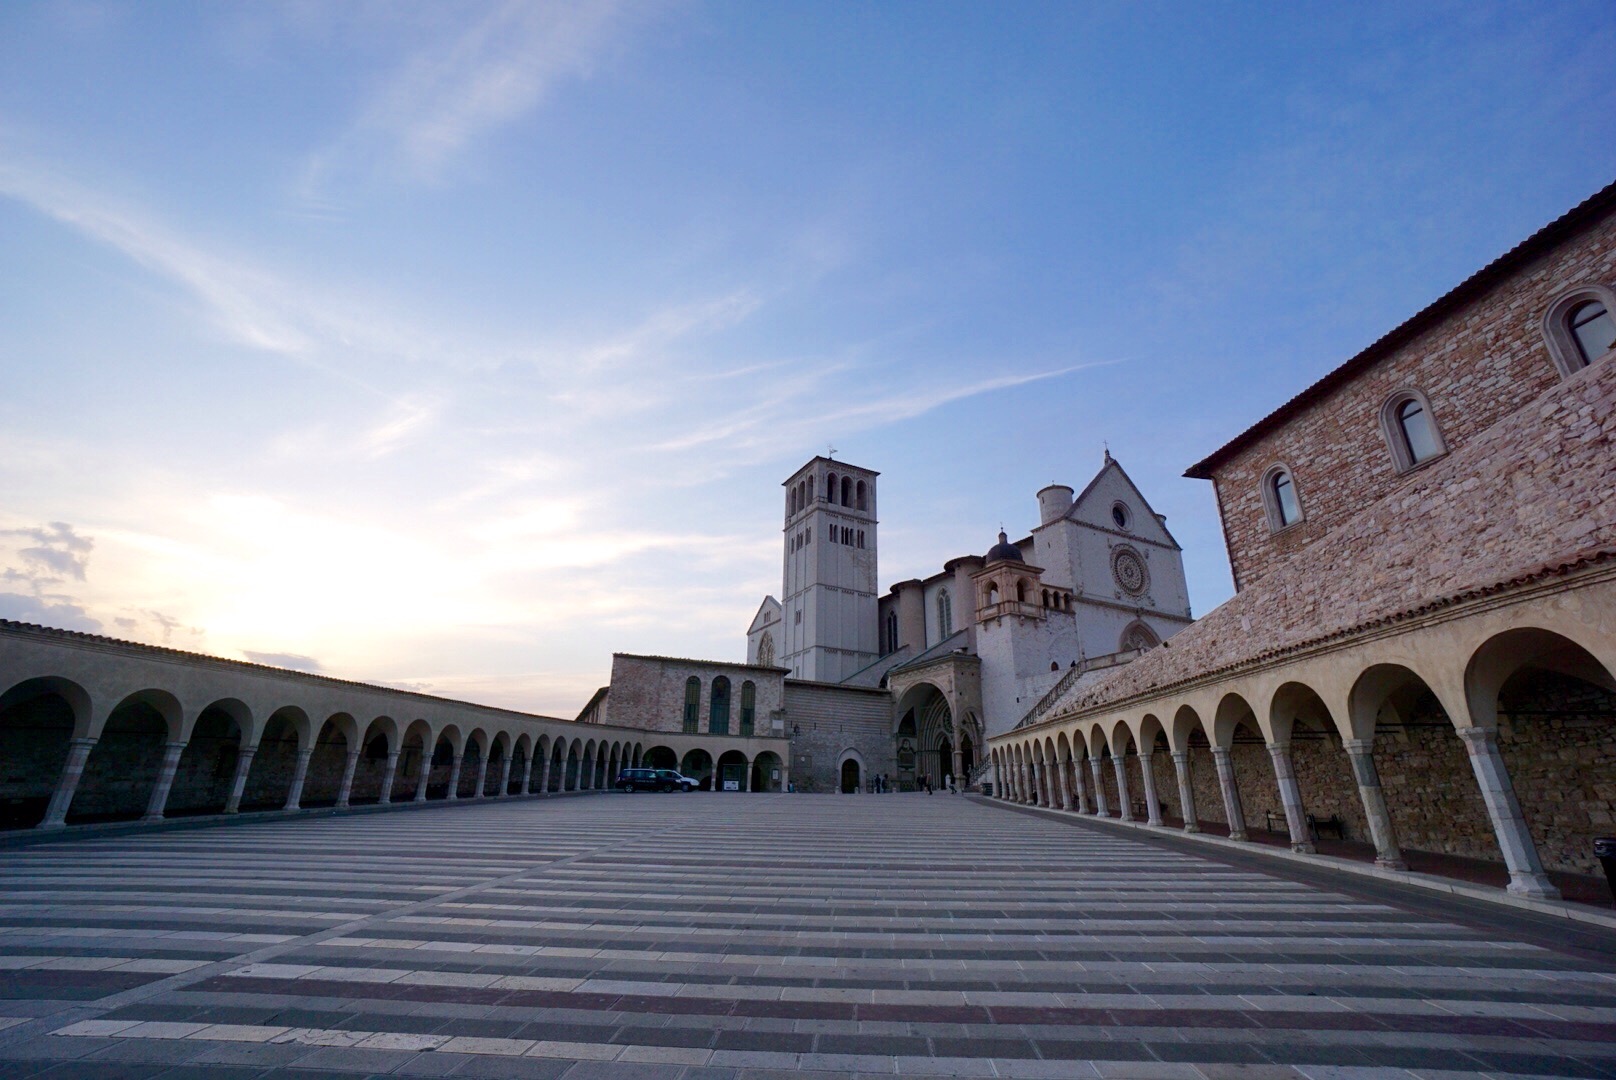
(779, 456), (880, 681)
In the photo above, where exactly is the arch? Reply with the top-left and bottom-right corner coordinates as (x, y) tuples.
(936, 588), (952, 638)
(740, 680), (756, 736)
(70, 688), (186, 823)
(643, 744), (677, 770)
(162, 698), (249, 818)
(549, 737), (566, 792)
(509, 733), (530, 794)
(485, 732), (510, 796)
(757, 630), (775, 668)
(580, 739), (597, 791)
(826, 472), (838, 505)
(1379, 388), (1446, 472)
(681, 748), (713, 788)
(716, 749), (749, 791)
(236, 704), (310, 812)
(1260, 464), (1303, 531)
(683, 676), (700, 733)
(1120, 620), (1160, 653)
(840, 475), (852, 506)
(393, 719), (431, 801)
(564, 739), (582, 790)
(807, 474), (814, 502)
(884, 610), (898, 654)
(789, 488), (799, 516)
(710, 676), (731, 735)
(1015, 579), (1029, 604)
(840, 752), (862, 794)
(855, 479), (867, 510)
(0, 678), (91, 827)
(985, 582), (999, 606)
(299, 712), (355, 808)
(1466, 627), (1616, 880)
(1542, 283), (1616, 375)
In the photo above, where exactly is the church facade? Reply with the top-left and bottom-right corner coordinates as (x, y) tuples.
(738, 454), (1192, 792)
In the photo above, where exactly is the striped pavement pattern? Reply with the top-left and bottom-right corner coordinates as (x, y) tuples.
(0, 792), (1613, 1079)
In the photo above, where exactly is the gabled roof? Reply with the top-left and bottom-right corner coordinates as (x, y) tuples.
(1184, 177), (1616, 480)
(1067, 453), (1181, 550)
(748, 596), (781, 634)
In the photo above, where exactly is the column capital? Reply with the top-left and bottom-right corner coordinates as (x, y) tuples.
(1210, 745), (1231, 759)
(1342, 737), (1375, 755)
(1456, 725), (1497, 749)
(1266, 742), (1291, 756)
(68, 736), (97, 748)
(1171, 750), (1189, 763)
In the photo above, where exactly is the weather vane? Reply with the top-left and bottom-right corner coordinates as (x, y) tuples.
(827, 444), (837, 459)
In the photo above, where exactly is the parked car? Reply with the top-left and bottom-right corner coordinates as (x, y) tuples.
(616, 767), (698, 793)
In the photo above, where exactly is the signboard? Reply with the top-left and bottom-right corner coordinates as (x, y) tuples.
(722, 780), (740, 791)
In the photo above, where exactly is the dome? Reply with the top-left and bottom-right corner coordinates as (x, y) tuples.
(985, 530), (1024, 564)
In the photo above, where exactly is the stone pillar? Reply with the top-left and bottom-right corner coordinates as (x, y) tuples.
(519, 752), (535, 795)
(953, 748), (965, 792)
(1342, 738), (1406, 870)
(284, 747), (314, 811)
(1267, 743), (1315, 853)
(1112, 755), (1133, 822)
(539, 753), (552, 796)
(1171, 751), (1199, 833)
(1211, 747), (1247, 841)
(498, 755), (514, 797)
(378, 751), (399, 804)
(1458, 727), (1558, 898)
(992, 756), (1003, 798)
(336, 750), (361, 808)
(472, 755), (490, 799)
(1139, 750), (1163, 827)
(446, 753), (464, 800)
(742, 759), (752, 793)
(40, 737), (97, 828)
(142, 741), (188, 822)
(224, 744), (257, 815)
(1055, 759), (1072, 810)
(414, 752), (431, 802)
(1089, 758), (1109, 817)
(1072, 757), (1090, 813)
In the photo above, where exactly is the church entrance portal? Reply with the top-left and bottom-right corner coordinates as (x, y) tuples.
(894, 683), (952, 792)
(840, 758), (860, 794)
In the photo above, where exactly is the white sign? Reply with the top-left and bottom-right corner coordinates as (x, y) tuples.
(723, 780), (740, 791)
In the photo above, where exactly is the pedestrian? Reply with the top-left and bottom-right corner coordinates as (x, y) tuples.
(944, 772), (954, 794)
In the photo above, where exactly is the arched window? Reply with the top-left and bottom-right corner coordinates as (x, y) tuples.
(789, 489), (798, 516)
(937, 588), (952, 637)
(885, 610), (899, 654)
(740, 681), (756, 736)
(826, 472), (837, 503)
(1261, 465), (1303, 532)
(986, 583), (999, 607)
(1015, 580), (1027, 603)
(1543, 285), (1616, 376)
(683, 677), (700, 733)
(841, 475), (852, 506)
(856, 530), (864, 549)
(1121, 621), (1161, 652)
(1042, 589), (1050, 608)
(757, 631), (775, 667)
(1379, 390), (1445, 473)
(856, 480), (866, 510)
(807, 475), (814, 502)
(709, 676), (730, 735)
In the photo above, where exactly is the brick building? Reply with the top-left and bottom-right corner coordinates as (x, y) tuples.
(989, 180), (1616, 899)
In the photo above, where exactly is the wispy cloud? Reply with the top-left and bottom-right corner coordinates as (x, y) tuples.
(302, 0), (641, 192)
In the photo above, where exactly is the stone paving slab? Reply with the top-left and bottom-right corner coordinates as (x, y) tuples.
(0, 793), (1614, 1078)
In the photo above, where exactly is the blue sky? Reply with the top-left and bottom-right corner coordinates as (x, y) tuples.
(2, 1), (1613, 715)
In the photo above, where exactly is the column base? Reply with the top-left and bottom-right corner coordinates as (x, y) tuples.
(1183, 823), (1200, 833)
(1506, 872), (1560, 900)
(1229, 831), (1248, 842)
(1291, 842), (1316, 854)
(141, 814), (164, 824)
(37, 820), (65, 830)
(1375, 855), (1408, 871)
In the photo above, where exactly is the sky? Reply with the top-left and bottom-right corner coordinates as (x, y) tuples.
(2, 1), (1613, 717)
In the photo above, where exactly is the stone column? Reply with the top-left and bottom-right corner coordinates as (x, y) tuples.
(1342, 738), (1406, 870)
(224, 744), (257, 815)
(1072, 757), (1090, 813)
(284, 747), (314, 810)
(1055, 759), (1072, 810)
(414, 752), (431, 802)
(336, 750), (361, 808)
(742, 759), (752, 793)
(1458, 727), (1558, 898)
(498, 755), (514, 797)
(953, 748), (965, 792)
(538, 753), (552, 796)
(519, 752), (535, 795)
(445, 752), (464, 800)
(1211, 747), (1247, 840)
(992, 755), (1003, 798)
(1139, 750), (1163, 826)
(1171, 751), (1199, 833)
(472, 755), (490, 799)
(378, 751), (399, 804)
(142, 741), (188, 822)
(1089, 758), (1109, 817)
(1267, 743), (1314, 853)
(40, 737), (97, 828)
(1112, 755), (1133, 821)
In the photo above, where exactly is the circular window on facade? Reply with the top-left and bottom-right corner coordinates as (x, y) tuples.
(1111, 546), (1148, 595)
(1111, 502), (1130, 529)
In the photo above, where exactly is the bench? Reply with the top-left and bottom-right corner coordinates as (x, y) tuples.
(1307, 813), (1346, 841)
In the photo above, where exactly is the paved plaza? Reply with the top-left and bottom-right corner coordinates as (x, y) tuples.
(0, 795), (1614, 1080)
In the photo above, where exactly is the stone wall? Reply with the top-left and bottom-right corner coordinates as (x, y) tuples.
(604, 654), (785, 736)
(1499, 670), (1616, 875)
(783, 681), (893, 793)
(1208, 212), (1616, 590)
(1374, 692), (1500, 863)
(0, 694), (72, 825)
